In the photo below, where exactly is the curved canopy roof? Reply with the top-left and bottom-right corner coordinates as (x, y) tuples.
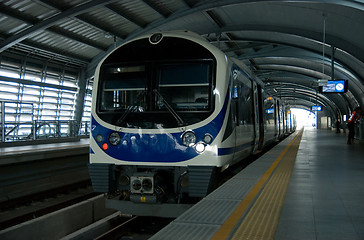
(0, 0), (363, 119)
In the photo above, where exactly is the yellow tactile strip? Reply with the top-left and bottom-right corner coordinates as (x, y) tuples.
(212, 129), (303, 240)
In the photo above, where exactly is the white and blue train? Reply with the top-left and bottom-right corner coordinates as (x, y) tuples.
(89, 31), (295, 217)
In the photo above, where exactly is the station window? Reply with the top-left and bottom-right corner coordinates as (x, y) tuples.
(0, 58), (81, 142)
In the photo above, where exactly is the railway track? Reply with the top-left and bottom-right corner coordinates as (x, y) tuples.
(0, 144), (90, 229)
(94, 215), (139, 240)
(79, 215), (173, 240)
(0, 181), (97, 230)
(0, 136), (288, 239)
(88, 140), (285, 240)
(0, 152), (90, 204)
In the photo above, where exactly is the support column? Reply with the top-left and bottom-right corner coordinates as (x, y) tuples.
(74, 68), (87, 135)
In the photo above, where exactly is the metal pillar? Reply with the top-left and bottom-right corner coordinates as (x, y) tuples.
(74, 68), (87, 135)
(1, 101), (5, 142)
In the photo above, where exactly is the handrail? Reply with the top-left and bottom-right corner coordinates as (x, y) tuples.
(0, 100), (89, 142)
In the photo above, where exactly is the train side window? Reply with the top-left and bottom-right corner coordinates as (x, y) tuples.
(233, 76), (252, 125)
(263, 96), (275, 124)
(241, 83), (252, 125)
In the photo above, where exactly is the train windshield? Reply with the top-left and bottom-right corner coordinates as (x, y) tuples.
(98, 61), (214, 129)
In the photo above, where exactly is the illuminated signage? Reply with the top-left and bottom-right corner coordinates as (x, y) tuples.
(266, 108), (274, 114)
(319, 80), (348, 93)
(312, 106), (322, 111)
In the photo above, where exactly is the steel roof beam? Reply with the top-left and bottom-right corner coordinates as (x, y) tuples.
(142, 0), (171, 18)
(271, 91), (336, 116)
(48, 26), (108, 51)
(0, 2), (108, 52)
(218, 24), (364, 65)
(75, 14), (127, 40)
(205, 10), (224, 28)
(0, 34), (89, 67)
(0, 0), (118, 53)
(181, 0), (196, 8)
(265, 81), (349, 112)
(18, 40), (90, 65)
(37, 0), (126, 41)
(267, 87), (339, 114)
(105, 4), (147, 28)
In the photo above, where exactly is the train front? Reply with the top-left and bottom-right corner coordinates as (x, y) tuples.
(88, 32), (228, 217)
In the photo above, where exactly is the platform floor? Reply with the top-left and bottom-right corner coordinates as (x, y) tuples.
(0, 138), (89, 155)
(151, 127), (364, 240)
(275, 127), (364, 240)
(0, 138), (89, 165)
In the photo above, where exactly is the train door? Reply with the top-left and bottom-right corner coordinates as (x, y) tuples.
(276, 100), (282, 137)
(232, 71), (255, 162)
(252, 83), (263, 151)
(256, 84), (264, 150)
(282, 107), (287, 135)
(287, 110), (292, 132)
(273, 100), (278, 139)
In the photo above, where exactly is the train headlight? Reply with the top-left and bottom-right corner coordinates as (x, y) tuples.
(96, 134), (103, 143)
(195, 142), (206, 153)
(108, 132), (121, 146)
(182, 131), (196, 147)
(203, 134), (213, 144)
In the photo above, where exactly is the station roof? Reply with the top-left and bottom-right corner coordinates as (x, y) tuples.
(0, 0), (363, 118)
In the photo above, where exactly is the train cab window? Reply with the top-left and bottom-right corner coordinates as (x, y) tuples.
(99, 65), (147, 111)
(97, 61), (214, 128)
(157, 62), (211, 111)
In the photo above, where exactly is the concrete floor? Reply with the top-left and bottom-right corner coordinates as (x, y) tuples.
(275, 127), (364, 240)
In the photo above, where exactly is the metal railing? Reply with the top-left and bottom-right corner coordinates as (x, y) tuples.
(0, 101), (89, 143)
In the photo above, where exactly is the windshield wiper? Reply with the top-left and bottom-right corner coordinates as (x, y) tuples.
(153, 89), (185, 126)
(115, 91), (145, 127)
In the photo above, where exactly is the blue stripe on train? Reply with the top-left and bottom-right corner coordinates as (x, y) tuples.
(217, 141), (254, 156)
(91, 93), (230, 163)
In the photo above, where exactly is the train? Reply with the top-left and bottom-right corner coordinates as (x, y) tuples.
(88, 31), (295, 217)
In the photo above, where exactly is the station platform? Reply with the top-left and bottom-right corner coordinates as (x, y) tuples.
(151, 127), (364, 240)
(0, 138), (90, 204)
(0, 138), (89, 165)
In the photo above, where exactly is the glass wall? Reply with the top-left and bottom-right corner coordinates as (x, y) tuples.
(0, 56), (88, 142)
(80, 77), (93, 135)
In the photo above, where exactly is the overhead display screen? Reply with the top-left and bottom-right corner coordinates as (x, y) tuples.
(319, 80), (348, 93)
(312, 105), (322, 111)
